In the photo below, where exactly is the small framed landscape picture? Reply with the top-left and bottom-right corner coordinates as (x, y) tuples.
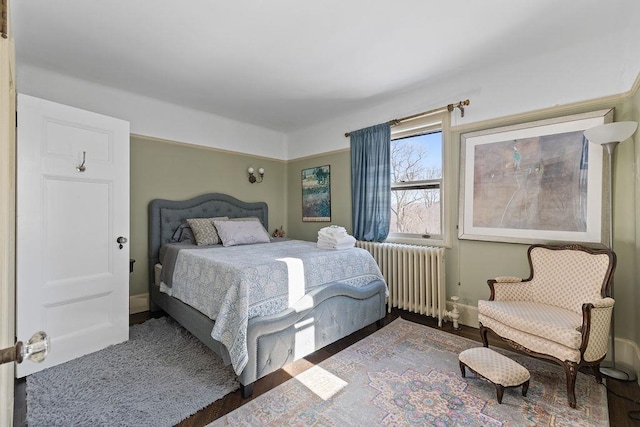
(302, 165), (331, 222)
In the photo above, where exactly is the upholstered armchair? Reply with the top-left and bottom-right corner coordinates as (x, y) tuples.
(478, 244), (616, 408)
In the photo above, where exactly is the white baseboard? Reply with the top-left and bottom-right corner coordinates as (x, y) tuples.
(444, 301), (640, 384)
(129, 293), (149, 315)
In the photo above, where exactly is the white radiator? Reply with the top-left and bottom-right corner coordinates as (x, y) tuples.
(356, 241), (446, 326)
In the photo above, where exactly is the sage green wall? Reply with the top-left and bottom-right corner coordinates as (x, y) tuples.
(451, 100), (623, 313)
(607, 92), (638, 346)
(448, 90), (635, 354)
(285, 93), (640, 347)
(443, 95), (637, 345)
(286, 149), (352, 241)
(129, 90), (639, 347)
(629, 86), (640, 348)
(129, 135), (287, 296)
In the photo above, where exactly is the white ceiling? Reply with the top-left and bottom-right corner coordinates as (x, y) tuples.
(11, 0), (640, 133)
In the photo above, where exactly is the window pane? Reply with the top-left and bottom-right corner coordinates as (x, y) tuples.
(390, 188), (441, 235)
(391, 131), (442, 183)
(390, 129), (443, 238)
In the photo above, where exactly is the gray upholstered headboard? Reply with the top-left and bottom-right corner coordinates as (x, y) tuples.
(148, 193), (268, 285)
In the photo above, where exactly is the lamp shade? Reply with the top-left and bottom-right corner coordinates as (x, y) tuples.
(584, 121), (638, 145)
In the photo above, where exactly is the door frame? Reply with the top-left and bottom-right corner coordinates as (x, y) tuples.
(0, 1), (16, 425)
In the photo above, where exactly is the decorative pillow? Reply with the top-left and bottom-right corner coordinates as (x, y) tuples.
(213, 219), (271, 247)
(186, 217), (228, 245)
(229, 217), (261, 222)
(170, 222), (195, 243)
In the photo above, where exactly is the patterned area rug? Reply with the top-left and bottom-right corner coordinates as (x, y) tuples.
(212, 317), (608, 426)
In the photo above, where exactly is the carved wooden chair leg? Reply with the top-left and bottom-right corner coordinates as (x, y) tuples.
(479, 324), (489, 347)
(592, 364), (603, 384)
(564, 362), (578, 408)
(496, 384), (505, 404)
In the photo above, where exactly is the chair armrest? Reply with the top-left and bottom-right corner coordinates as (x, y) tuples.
(494, 276), (523, 283)
(487, 277), (532, 301)
(580, 298), (615, 362)
(588, 298), (615, 309)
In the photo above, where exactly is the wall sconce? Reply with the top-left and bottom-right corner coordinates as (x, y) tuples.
(247, 167), (265, 184)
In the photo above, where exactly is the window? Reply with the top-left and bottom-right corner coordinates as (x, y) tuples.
(388, 114), (448, 244)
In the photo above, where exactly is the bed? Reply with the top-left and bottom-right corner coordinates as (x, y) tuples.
(148, 193), (387, 397)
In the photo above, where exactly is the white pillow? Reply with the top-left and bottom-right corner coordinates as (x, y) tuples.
(213, 219), (271, 247)
(228, 217), (261, 223)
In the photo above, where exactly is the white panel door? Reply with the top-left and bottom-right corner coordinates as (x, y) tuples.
(16, 94), (130, 377)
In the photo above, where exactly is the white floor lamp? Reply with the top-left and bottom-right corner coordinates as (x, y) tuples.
(584, 120), (638, 382)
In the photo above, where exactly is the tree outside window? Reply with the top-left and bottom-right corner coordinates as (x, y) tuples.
(390, 131), (443, 238)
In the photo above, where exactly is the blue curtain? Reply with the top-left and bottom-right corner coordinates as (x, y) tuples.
(350, 123), (391, 241)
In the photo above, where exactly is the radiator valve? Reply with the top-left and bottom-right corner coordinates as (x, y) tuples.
(444, 296), (461, 330)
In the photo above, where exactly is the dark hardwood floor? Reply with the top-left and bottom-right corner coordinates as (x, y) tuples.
(14, 309), (640, 426)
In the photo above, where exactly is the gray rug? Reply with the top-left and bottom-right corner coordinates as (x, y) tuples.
(27, 317), (239, 426)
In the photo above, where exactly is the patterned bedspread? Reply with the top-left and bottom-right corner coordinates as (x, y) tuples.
(159, 240), (385, 375)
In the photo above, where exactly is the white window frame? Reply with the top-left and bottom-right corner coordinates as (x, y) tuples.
(385, 112), (451, 247)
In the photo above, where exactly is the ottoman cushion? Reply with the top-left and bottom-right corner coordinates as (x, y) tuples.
(459, 347), (530, 404)
(459, 347), (530, 386)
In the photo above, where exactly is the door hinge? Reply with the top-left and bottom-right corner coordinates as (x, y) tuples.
(1, 0), (8, 40)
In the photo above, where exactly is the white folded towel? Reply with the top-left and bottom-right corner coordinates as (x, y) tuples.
(317, 240), (355, 250)
(317, 233), (356, 250)
(318, 225), (347, 238)
(318, 234), (356, 246)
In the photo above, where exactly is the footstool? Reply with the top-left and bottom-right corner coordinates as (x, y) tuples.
(459, 347), (530, 404)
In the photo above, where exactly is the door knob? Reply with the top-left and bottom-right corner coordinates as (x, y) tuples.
(0, 331), (50, 365)
(117, 236), (128, 249)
